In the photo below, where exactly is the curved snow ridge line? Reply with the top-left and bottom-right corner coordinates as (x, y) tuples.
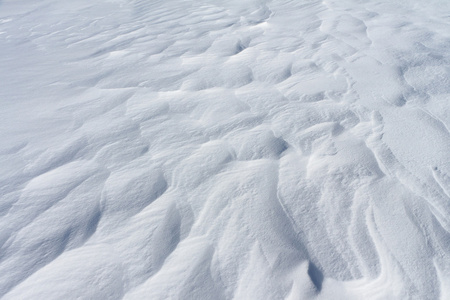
(0, 160), (108, 296)
(432, 166), (450, 199)
(366, 113), (450, 233)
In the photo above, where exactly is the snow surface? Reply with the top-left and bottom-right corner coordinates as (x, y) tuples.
(1, 0), (450, 299)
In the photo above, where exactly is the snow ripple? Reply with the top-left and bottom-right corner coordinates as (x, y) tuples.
(1, 0), (450, 299)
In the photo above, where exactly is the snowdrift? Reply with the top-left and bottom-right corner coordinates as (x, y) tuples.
(1, 0), (450, 299)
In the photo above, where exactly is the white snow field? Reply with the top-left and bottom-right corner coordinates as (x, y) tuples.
(1, 0), (450, 298)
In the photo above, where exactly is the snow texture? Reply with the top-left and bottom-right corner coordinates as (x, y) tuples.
(1, 0), (450, 299)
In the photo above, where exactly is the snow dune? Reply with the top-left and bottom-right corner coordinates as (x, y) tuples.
(1, 0), (450, 299)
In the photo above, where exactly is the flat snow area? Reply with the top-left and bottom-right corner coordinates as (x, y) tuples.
(1, 0), (450, 299)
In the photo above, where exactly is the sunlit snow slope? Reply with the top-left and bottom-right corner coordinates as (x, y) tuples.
(1, 0), (450, 299)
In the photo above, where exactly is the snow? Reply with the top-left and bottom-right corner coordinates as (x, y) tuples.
(1, 0), (449, 299)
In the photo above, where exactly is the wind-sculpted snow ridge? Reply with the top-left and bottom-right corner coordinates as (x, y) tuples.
(1, 0), (450, 299)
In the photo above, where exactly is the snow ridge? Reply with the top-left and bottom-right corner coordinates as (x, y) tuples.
(0, 0), (449, 299)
